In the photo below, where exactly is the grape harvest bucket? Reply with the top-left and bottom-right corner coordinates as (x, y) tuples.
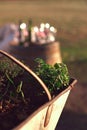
(0, 50), (77, 130)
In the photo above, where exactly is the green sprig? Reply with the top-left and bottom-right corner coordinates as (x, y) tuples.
(35, 58), (70, 94)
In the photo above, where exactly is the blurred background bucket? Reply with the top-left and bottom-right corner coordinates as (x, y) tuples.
(9, 41), (62, 69)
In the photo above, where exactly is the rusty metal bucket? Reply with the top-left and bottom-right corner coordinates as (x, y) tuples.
(0, 50), (77, 130)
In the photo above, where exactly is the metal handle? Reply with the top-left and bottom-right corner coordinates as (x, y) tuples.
(0, 50), (52, 101)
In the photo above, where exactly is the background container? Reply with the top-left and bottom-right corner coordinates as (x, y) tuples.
(9, 42), (62, 69)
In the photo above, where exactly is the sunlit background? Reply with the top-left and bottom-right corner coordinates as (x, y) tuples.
(0, 0), (87, 130)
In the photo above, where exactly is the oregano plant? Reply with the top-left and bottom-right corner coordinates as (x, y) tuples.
(35, 58), (70, 94)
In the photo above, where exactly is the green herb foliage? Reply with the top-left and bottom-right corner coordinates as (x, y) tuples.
(35, 58), (70, 94)
(0, 57), (25, 106)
